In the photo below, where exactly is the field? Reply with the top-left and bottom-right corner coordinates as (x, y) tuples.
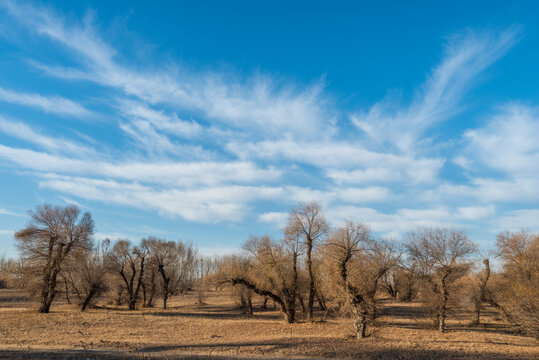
(0, 289), (538, 359)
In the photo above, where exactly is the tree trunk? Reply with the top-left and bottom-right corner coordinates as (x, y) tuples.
(229, 277), (291, 323)
(316, 291), (327, 311)
(64, 279), (71, 304)
(39, 269), (59, 313)
(147, 270), (156, 307)
(247, 296), (253, 317)
(298, 294), (306, 313)
(262, 297), (268, 309)
(358, 310), (367, 339)
(285, 303), (296, 324)
(438, 275), (449, 333)
(158, 265), (169, 310)
(473, 259), (491, 325)
(141, 281), (147, 307)
(306, 237), (315, 322)
(81, 285), (98, 311)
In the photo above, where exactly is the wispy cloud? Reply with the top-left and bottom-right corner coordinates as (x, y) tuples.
(0, 0), (532, 248)
(38, 174), (285, 222)
(463, 104), (539, 177)
(0, 116), (95, 156)
(2, 1), (334, 141)
(0, 208), (23, 217)
(0, 144), (281, 187)
(352, 28), (519, 153)
(0, 86), (92, 117)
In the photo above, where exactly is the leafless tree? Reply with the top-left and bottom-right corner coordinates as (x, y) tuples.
(405, 227), (476, 332)
(146, 237), (176, 309)
(362, 240), (400, 323)
(325, 221), (372, 339)
(220, 235), (301, 323)
(64, 239), (113, 311)
(495, 230), (539, 339)
(110, 239), (149, 310)
(15, 205), (94, 313)
(285, 201), (328, 322)
(470, 252), (492, 325)
(397, 262), (418, 301)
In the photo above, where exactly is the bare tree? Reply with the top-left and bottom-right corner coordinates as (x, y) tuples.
(221, 235), (301, 323)
(471, 253), (492, 325)
(325, 221), (372, 339)
(285, 201), (328, 322)
(146, 237), (176, 309)
(397, 262), (417, 301)
(15, 205), (94, 313)
(362, 240), (400, 323)
(405, 227), (476, 332)
(65, 239), (113, 311)
(110, 240), (149, 310)
(495, 230), (539, 339)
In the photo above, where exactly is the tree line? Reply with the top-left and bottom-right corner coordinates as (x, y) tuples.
(0, 203), (537, 340)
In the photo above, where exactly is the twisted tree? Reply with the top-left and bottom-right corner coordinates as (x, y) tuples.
(285, 201), (328, 322)
(15, 205), (94, 313)
(405, 227), (476, 332)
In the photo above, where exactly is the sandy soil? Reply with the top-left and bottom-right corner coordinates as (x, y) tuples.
(0, 289), (538, 359)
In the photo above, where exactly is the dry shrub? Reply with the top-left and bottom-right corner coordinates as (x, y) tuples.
(495, 231), (539, 339)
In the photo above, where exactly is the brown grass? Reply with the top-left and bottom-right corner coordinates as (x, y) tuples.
(0, 290), (538, 359)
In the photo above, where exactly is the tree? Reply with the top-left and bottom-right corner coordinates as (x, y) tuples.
(405, 227), (476, 332)
(471, 254), (492, 325)
(221, 235), (301, 323)
(285, 201), (328, 322)
(146, 237), (176, 309)
(65, 239), (113, 311)
(15, 205), (94, 313)
(325, 221), (372, 339)
(361, 239), (399, 323)
(495, 230), (539, 339)
(110, 240), (149, 310)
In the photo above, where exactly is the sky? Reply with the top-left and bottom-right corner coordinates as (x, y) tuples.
(0, 1), (538, 257)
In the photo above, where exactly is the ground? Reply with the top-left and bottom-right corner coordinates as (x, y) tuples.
(0, 289), (538, 359)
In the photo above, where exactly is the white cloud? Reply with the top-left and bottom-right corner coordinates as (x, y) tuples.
(0, 86), (92, 117)
(326, 168), (395, 184)
(117, 99), (203, 139)
(228, 139), (444, 184)
(0, 0), (530, 247)
(2, 1), (334, 141)
(198, 245), (241, 257)
(336, 187), (390, 203)
(0, 116), (95, 156)
(326, 205), (459, 234)
(496, 209), (539, 232)
(258, 212), (288, 227)
(38, 174), (285, 223)
(0, 144), (281, 186)
(352, 28), (519, 153)
(463, 104), (539, 177)
(457, 205), (495, 220)
(0, 208), (24, 217)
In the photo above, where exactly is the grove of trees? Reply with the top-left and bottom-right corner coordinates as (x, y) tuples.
(1, 202), (538, 340)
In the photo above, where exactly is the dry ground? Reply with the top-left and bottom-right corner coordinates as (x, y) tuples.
(0, 289), (538, 359)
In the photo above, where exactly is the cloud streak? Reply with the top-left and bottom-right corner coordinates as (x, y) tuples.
(0, 0), (535, 249)
(0, 86), (93, 118)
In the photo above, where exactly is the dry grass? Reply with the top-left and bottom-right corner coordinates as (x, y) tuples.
(0, 290), (538, 359)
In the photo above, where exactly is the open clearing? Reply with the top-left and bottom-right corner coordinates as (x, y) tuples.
(1, 290), (538, 359)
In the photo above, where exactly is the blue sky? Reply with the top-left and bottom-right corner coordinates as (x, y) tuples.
(1, 1), (539, 257)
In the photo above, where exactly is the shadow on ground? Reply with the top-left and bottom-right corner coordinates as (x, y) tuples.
(1, 347), (535, 360)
